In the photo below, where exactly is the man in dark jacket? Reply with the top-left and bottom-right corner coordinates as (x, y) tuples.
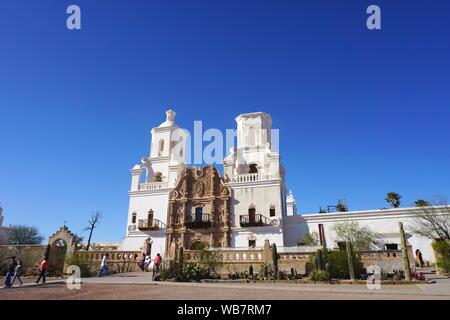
(3, 256), (17, 288)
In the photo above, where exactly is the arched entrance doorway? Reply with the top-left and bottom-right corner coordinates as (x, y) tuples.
(48, 238), (67, 274)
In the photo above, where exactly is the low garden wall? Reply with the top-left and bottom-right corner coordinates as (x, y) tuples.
(183, 242), (410, 276)
(0, 244), (48, 276)
(70, 250), (142, 276)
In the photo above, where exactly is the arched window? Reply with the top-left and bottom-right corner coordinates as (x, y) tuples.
(158, 139), (165, 156)
(148, 210), (154, 226)
(131, 212), (137, 224)
(248, 206), (256, 223)
(139, 167), (148, 184)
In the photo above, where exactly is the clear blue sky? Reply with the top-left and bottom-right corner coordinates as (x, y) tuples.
(1, 0), (449, 243)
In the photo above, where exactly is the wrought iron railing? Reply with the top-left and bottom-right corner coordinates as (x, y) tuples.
(184, 213), (213, 229)
(239, 214), (270, 227)
(138, 219), (166, 231)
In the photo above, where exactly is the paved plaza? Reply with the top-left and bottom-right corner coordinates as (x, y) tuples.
(1, 271), (450, 300)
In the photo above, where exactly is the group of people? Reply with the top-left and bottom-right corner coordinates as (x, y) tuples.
(96, 252), (162, 278)
(139, 253), (162, 273)
(3, 256), (48, 289)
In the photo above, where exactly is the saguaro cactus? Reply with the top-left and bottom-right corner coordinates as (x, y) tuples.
(399, 222), (411, 281)
(312, 256), (318, 270)
(271, 243), (279, 280)
(316, 249), (323, 271)
(178, 247), (184, 270)
(346, 240), (356, 281)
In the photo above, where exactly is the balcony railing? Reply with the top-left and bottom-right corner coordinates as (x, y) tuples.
(138, 182), (169, 191)
(138, 219), (166, 231)
(231, 173), (269, 183)
(184, 213), (213, 229)
(239, 214), (271, 227)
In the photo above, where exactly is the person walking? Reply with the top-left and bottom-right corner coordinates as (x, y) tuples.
(3, 256), (17, 289)
(139, 253), (146, 272)
(154, 253), (162, 273)
(144, 254), (151, 272)
(11, 260), (23, 287)
(35, 257), (48, 284)
(98, 253), (109, 277)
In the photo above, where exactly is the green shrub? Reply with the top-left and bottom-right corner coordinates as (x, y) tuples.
(65, 254), (96, 278)
(309, 248), (364, 279)
(308, 270), (329, 281)
(433, 240), (450, 274)
(160, 262), (217, 282)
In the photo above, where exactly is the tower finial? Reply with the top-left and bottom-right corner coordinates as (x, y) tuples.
(166, 108), (176, 122)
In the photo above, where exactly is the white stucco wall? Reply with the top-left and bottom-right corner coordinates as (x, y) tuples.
(231, 226), (284, 248)
(228, 181), (285, 227)
(284, 207), (442, 263)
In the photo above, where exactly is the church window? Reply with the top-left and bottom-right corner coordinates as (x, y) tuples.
(269, 206), (276, 217)
(148, 210), (154, 226)
(248, 207), (256, 223)
(249, 240), (256, 248)
(158, 139), (165, 156)
(195, 207), (203, 221)
(131, 212), (137, 224)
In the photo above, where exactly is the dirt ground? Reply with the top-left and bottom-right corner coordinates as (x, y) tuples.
(1, 282), (449, 300)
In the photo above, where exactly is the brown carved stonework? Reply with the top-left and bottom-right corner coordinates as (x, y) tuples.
(166, 166), (231, 259)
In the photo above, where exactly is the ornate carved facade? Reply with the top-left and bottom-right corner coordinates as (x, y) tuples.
(166, 166), (231, 259)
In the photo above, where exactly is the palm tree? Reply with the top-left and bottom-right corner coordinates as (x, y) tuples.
(385, 192), (401, 208)
(415, 199), (430, 207)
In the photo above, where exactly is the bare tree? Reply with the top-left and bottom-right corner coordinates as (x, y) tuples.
(409, 197), (450, 241)
(84, 211), (102, 251)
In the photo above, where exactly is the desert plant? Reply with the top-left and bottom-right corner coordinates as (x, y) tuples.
(309, 247), (364, 279)
(409, 197), (450, 241)
(308, 270), (329, 282)
(432, 240), (450, 274)
(399, 222), (411, 281)
(298, 232), (319, 246)
(271, 243), (279, 280)
(336, 200), (348, 212)
(333, 221), (377, 251)
(386, 192), (402, 208)
(415, 199), (430, 207)
(316, 249), (323, 271)
(7, 225), (44, 245)
(65, 254), (96, 278)
(346, 241), (355, 281)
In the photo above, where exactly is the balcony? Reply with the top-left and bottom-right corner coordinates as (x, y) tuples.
(138, 182), (169, 191)
(231, 173), (269, 183)
(239, 214), (271, 227)
(138, 219), (166, 231)
(185, 213), (213, 229)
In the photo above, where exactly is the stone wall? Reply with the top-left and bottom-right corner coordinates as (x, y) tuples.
(71, 250), (142, 274)
(183, 242), (410, 276)
(0, 244), (47, 275)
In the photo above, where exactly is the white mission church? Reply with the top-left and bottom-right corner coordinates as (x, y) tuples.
(120, 109), (439, 263)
